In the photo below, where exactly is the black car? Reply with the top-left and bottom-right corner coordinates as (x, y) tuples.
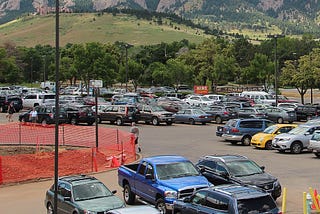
(196, 155), (282, 200)
(173, 184), (279, 214)
(18, 105), (69, 125)
(201, 105), (238, 124)
(64, 104), (96, 125)
(0, 95), (23, 113)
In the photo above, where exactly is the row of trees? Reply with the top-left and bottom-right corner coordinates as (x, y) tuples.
(0, 35), (319, 103)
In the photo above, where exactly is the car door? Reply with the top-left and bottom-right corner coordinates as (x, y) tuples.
(179, 190), (207, 214)
(198, 160), (230, 185)
(57, 182), (74, 214)
(141, 105), (152, 122)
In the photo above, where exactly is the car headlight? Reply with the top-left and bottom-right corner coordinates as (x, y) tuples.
(280, 137), (291, 141)
(274, 180), (280, 187)
(259, 137), (265, 142)
(164, 190), (177, 199)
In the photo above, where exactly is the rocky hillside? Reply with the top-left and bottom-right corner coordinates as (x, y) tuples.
(1, 0), (320, 36)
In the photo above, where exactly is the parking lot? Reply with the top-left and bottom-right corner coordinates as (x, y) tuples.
(0, 107), (319, 213)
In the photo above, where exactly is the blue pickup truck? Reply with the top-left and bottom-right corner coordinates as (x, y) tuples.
(118, 155), (212, 213)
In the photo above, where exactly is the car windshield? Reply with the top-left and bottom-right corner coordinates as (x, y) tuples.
(288, 126), (310, 135)
(263, 125), (278, 134)
(192, 109), (206, 115)
(156, 161), (200, 180)
(73, 182), (113, 201)
(237, 195), (277, 214)
(150, 105), (165, 112)
(200, 96), (210, 101)
(226, 160), (263, 177)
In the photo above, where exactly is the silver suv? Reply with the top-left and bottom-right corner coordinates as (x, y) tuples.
(272, 124), (320, 154)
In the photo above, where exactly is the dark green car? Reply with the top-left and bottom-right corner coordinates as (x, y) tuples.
(45, 175), (125, 214)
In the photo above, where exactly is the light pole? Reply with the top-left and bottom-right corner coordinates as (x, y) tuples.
(42, 55), (46, 82)
(267, 34), (285, 106)
(123, 43), (133, 92)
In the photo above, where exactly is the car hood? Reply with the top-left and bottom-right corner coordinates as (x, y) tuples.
(76, 195), (124, 212)
(158, 176), (210, 191)
(232, 172), (276, 186)
(252, 132), (272, 139)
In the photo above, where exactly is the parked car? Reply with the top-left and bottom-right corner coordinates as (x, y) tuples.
(201, 105), (238, 124)
(272, 124), (320, 154)
(216, 118), (275, 145)
(64, 104), (96, 125)
(44, 175), (125, 214)
(106, 205), (160, 214)
(183, 95), (215, 107)
(137, 104), (174, 125)
(308, 131), (320, 158)
(174, 108), (213, 125)
(0, 95), (23, 113)
(264, 106), (297, 123)
(19, 105), (69, 125)
(237, 107), (267, 119)
(196, 155), (282, 200)
(294, 105), (318, 121)
(251, 124), (298, 150)
(173, 184), (280, 214)
(22, 93), (55, 109)
(96, 104), (140, 125)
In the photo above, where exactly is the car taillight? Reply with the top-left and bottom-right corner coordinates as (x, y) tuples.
(199, 115), (205, 118)
(231, 128), (239, 133)
(223, 111), (229, 115)
(49, 113), (53, 118)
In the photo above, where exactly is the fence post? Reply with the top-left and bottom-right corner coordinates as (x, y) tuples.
(19, 123), (21, 145)
(0, 156), (2, 185)
(92, 148), (98, 172)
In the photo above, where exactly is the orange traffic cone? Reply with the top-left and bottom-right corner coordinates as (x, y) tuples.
(311, 189), (320, 210)
(111, 156), (121, 168)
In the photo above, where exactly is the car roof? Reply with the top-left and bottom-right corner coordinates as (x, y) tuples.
(200, 154), (248, 163)
(59, 175), (99, 185)
(209, 184), (269, 199)
(144, 155), (189, 164)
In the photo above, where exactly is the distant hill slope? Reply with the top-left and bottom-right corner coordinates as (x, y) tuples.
(0, 0), (319, 36)
(0, 13), (208, 47)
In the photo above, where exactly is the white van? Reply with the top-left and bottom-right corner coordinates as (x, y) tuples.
(241, 91), (276, 106)
(22, 93), (56, 109)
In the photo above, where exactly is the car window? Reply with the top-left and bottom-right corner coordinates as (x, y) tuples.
(237, 195), (277, 214)
(146, 164), (154, 178)
(72, 181), (113, 201)
(198, 160), (217, 171)
(206, 191), (229, 211)
(191, 190), (206, 205)
(239, 121), (262, 128)
(226, 160), (263, 177)
(265, 121), (275, 127)
(138, 161), (147, 175)
(58, 183), (71, 197)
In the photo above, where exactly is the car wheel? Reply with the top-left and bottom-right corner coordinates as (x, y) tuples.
(47, 202), (54, 214)
(123, 184), (135, 205)
(265, 141), (273, 150)
(70, 117), (77, 125)
(277, 117), (284, 124)
(202, 122), (206, 125)
(314, 152), (320, 158)
(189, 118), (195, 125)
(215, 116), (222, 124)
(152, 117), (159, 126)
(116, 118), (123, 126)
(166, 121), (173, 125)
(87, 121), (94, 126)
(290, 142), (303, 154)
(242, 136), (251, 146)
(156, 198), (167, 214)
(97, 116), (102, 124)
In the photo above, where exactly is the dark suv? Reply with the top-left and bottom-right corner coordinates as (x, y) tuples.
(64, 104), (96, 125)
(173, 184), (279, 214)
(19, 105), (69, 125)
(196, 155), (282, 200)
(216, 118), (275, 145)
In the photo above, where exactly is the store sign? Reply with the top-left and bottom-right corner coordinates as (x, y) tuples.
(194, 85), (208, 94)
(90, 80), (103, 88)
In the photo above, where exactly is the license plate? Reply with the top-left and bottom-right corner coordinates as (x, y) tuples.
(88, 113), (92, 116)
(218, 127), (223, 132)
(129, 116), (132, 119)
(168, 119), (171, 121)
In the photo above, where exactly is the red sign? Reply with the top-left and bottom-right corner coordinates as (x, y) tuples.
(194, 85), (209, 95)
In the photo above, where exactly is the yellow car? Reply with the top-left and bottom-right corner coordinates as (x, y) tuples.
(251, 124), (298, 150)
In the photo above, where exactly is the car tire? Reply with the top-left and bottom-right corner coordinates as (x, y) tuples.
(116, 118), (123, 126)
(314, 152), (320, 158)
(166, 121), (173, 125)
(156, 198), (167, 214)
(290, 141), (303, 154)
(202, 122), (206, 125)
(87, 121), (94, 126)
(97, 116), (102, 124)
(265, 141), (273, 150)
(123, 184), (135, 205)
(277, 117), (284, 124)
(70, 117), (77, 125)
(242, 136), (251, 146)
(189, 118), (195, 125)
(152, 117), (159, 126)
(215, 116), (222, 124)
(47, 202), (54, 214)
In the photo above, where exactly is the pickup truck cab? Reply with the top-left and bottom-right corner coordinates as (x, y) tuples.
(118, 155), (212, 214)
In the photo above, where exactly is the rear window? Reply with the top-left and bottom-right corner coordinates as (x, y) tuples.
(226, 119), (238, 127)
(43, 95), (55, 99)
(237, 195), (277, 213)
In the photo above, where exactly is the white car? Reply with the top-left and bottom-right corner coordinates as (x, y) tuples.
(22, 93), (55, 109)
(183, 95), (215, 106)
(308, 131), (320, 158)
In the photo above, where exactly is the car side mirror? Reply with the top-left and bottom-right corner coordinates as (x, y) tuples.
(260, 166), (265, 171)
(64, 197), (71, 202)
(112, 190), (117, 194)
(145, 174), (154, 180)
(220, 171), (229, 179)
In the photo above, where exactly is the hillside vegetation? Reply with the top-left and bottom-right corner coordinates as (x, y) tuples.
(0, 13), (208, 47)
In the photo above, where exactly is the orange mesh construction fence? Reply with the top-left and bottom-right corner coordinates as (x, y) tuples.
(0, 122), (137, 185)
